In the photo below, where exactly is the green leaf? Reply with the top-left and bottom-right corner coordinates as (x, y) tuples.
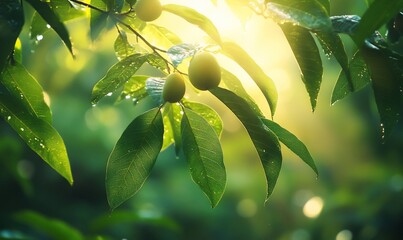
(118, 75), (149, 102)
(221, 68), (263, 117)
(210, 87), (282, 201)
(316, 0), (330, 14)
(30, 0), (85, 40)
(281, 24), (323, 110)
(162, 103), (183, 154)
(181, 107), (226, 207)
(0, 84), (73, 185)
(114, 31), (138, 61)
(106, 108), (164, 209)
(182, 100), (223, 137)
(261, 119), (317, 175)
(162, 4), (222, 45)
(221, 41), (278, 116)
(330, 15), (361, 35)
(331, 51), (371, 104)
(0, 0), (24, 73)
(354, 0), (403, 46)
(265, 0), (331, 31)
(90, 0), (109, 41)
(24, 0), (74, 56)
(91, 53), (163, 104)
(14, 210), (83, 240)
(360, 45), (402, 138)
(142, 24), (182, 48)
(1, 62), (52, 123)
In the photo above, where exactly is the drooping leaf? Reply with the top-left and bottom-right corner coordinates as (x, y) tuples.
(90, 0), (109, 41)
(261, 119), (317, 175)
(0, 0), (24, 73)
(221, 68), (263, 117)
(30, 0), (85, 40)
(162, 4), (222, 45)
(210, 87), (282, 201)
(264, 0), (331, 31)
(281, 24), (323, 110)
(14, 210), (83, 240)
(332, 51), (371, 104)
(161, 103), (183, 154)
(106, 108), (164, 209)
(114, 31), (137, 61)
(221, 41), (278, 116)
(330, 15), (361, 34)
(118, 75), (149, 102)
(181, 107), (226, 208)
(1, 62), (52, 123)
(354, 0), (403, 46)
(360, 45), (402, 138)
(24, 0), (74, 56)
(182, 100), (223, 137)
(0, 84), (73, 184)
(91, 53), (163, 104)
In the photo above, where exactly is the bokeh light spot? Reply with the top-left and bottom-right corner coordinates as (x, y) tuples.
(236, 198), (257, 217)
(303, 196), (323, 218)
(336, 229), (353, 240)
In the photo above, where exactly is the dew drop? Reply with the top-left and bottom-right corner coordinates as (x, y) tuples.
(91, 103), (97, 107)
(36, 35), (44, 41)
(180, 111), (184, 115)
(6, 116), (11, 121)
(20, 128), (24, 132)
(39, 143), (45, 148)
(106, 92), (113, 97)
(125, 95), (131, 99)
(46, 24), (51, 29)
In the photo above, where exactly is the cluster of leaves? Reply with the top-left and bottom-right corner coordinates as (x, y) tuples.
(1, 0), (402, 209)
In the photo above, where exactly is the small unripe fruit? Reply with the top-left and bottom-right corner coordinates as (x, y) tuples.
(163, 73), (186, 103)
(188, 52), (221, 90)
(134, 0), (162, 22)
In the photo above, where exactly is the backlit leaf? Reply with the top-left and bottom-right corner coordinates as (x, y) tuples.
(221, 41), (277, 116)
(118, 75), (149, 102)
(91, 53), (163, 104)
(1, 62), (52, 123)
(0, 84), (73, 185)
(90, 0), (108, 41)
(181, 107), (226, 207)
(182, 100), (223, 137)
(332, 51), (370, 104)
(0, 0), (24, 72)
(106, 108), (164, 209)
(330, 15), (361, 35)
(14, 210), (83, 240)
(354, 0), (403, 45)
(24, 0), (74, 56)
(265, 0), (331, 31)
(162, 4), (222, 45)
(261, 118), (317, 175)
(210, 87), (282, 201)
(114, 31), (137, 61)
(281, 24), (323, 110)
(162, 103), (183, 154)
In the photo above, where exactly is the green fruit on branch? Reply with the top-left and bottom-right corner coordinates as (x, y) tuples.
(134, 0), (162, 22)
(163, 72), (186, 103)
(188, 52), (221, 90)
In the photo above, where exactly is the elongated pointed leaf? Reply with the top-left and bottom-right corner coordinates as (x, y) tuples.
(221, 68), (263, 117)
(24, 0), (73, 56)
(1, 63), (51, 123)
(261, 119), (317, 175)
(118, 75), (149, 102)
(354, 0), (403, 45)
(181, 108), (226, 207)
(281, 24), (323, 110)
(221, 41), (278, 116)
(265, 0), (331, 31)
(90, 0), (108, 41)
(210, 87), (281, 201)
(162, 4), (222, 45)
(163, 103), (183, 155)
(91, 53), (163, 104)
(332, 51), (371, 103)
(106, 108), (164, 209)
(0, 0), (24, 72)
(14, 210), (84, 240)
(0, 85), (73, 184)
(114, 31), (137, 61)
(360, 46), (402, 138)
(182, 100), (223, 137)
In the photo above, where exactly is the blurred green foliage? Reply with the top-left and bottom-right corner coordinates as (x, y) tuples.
(1, 0), (403, 239)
